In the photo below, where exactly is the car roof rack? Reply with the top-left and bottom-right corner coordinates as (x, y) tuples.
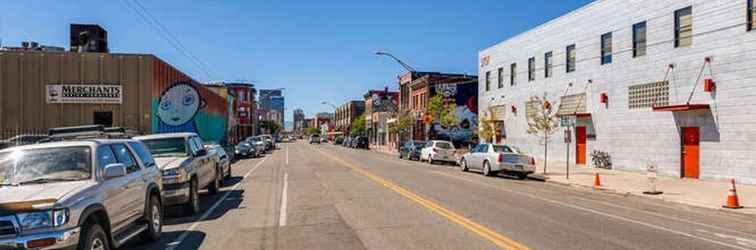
(44, 125), (139, 141)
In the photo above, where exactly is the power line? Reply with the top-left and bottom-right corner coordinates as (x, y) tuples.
(121, 0), (214, 79)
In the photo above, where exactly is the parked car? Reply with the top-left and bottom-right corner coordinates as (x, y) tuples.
(246, 136), (267, 154)
(399, 140), (426, 161)
(259, 134), (275, 150)
(206, 143), (232, 180)
(134, 133), (222, 216)
(0, 138), (163, 250)
(309, 134), (321, 144)
(343, 137), (352, 147)
(235, 141), (258, 158)
(354, 136), (369, 149)
(334, 136), (344, 144)
(320, 137), (328, 143)
(420, 140), (457, 165)
(459, 144), (536, 179)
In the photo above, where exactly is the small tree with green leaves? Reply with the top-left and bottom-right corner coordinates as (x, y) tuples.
(526, 93), (560, 174)
(389, 110), (415, 141)
(478, 113), (495, 143)
(350, 114), (367, 137)
(426, 95), (458, 133)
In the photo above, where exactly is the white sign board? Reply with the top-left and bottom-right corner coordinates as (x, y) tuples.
(46, 84), (122, 104)
(560, 116), (575, 127)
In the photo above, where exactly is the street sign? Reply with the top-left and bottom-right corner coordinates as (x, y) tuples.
(560, 116), (576, 127)
(564, 129), (572, 143)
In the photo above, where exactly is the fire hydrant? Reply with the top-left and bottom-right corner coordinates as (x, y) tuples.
(643, 164), (663, 195)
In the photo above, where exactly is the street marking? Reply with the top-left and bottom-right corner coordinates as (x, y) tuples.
(312, 147), (529, 250)
(166, 156), (270, 250)
(429, 171), (751, 250)
(279, 172), (288, 227)
(286, 145), (289, 165)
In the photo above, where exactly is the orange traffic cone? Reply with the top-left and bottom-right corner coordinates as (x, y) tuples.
(723, 178), (744, 209)
(594, 172), (602, 188)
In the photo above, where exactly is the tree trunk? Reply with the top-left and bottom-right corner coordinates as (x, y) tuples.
(543, 132), (548, 175)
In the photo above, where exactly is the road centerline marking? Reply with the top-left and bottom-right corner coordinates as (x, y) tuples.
(311, 146), (529, 250)
(279, 172), (289, 227)
(166, 156), (270, 250)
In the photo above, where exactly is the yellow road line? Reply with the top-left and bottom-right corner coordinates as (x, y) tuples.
(314, 147), (530, 250)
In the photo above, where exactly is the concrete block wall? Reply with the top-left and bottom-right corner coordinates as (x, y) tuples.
(479, 0), (756, 184)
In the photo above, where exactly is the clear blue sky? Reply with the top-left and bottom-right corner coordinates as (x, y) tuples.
(1, 0), (591, 122)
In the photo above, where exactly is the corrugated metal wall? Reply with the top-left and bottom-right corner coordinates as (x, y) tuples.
(0, 51), (152, 133)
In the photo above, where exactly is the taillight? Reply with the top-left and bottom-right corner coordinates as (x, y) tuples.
(529, 157), (536, 165)
(433, 148), (438, 153)
(497, 154), (503, 163)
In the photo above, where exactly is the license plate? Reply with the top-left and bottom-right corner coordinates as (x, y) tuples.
(514, 165), (523, 170)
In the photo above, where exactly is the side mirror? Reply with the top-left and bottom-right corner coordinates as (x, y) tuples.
(103, 163), (127, 179)
(195, 149), (208, 157)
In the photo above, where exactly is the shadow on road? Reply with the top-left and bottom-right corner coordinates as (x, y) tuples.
(164, 189), (246, 225)
(121, 230), (206, 250)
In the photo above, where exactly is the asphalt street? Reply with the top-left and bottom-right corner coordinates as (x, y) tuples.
(124, 141), (756, 250)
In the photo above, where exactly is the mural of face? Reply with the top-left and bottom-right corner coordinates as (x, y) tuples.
(157, 83), (206, 126)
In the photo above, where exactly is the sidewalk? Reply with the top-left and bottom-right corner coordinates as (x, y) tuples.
(532, 161), (756, 215)
(370, 145), (399, 156)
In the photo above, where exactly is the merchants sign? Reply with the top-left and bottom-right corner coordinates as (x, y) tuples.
(46, 84), (123, 104)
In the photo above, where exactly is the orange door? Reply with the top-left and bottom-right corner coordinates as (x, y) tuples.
(576, 126), (587, 165)
(682, 127), (700, 179)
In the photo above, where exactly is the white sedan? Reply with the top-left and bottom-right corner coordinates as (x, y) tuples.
(420, 140), (457, 165)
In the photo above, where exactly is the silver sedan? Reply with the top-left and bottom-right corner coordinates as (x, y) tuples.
(459, 144), (536, 179)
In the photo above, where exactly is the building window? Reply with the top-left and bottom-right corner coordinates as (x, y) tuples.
(628, 81), (670, 109)
(497, 67), (504, 88)
(544, 52), (553, 78)
(510, 63), (517, 86)
(566, 45), (576, 73)
(633, 22), (647, 57)
(485, 71), (491, 91)
(749, 0), (755, 31)
(675, 6), (693, 48)
(601, 32), (612, 65)
(528, 57), (535, 82)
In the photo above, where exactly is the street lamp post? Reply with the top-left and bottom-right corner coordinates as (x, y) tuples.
(374, 51), (416, 73)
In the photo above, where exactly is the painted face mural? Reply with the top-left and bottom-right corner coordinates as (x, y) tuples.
(157, 83), (206, 132)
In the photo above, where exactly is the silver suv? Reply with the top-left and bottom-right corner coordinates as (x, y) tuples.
(0, 139), (163, 250)
(134, 133), (222, 216)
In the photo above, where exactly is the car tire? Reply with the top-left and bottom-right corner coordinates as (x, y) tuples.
(208, 168), (221, 195)
(516, 172), (528, 180)
(225, 165), (232, 179)
(141, 195), (162, 242)
(78, 222), (109, 250)
(460, 159), (469, 172)
(184, 179), (200, 216)
(483, 162), (494, 177)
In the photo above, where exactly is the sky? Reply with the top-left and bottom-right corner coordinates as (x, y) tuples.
(1, 0), (592, 122)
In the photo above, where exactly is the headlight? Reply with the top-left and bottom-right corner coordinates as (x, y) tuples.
(18, 208), (68, 231)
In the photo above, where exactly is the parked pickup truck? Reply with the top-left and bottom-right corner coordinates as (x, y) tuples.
(134, 133), (222, 216)
(459, 143), (536, 179)
(0, 139), (163, 250)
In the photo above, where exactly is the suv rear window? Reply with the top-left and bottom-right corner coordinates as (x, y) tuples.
(140, 138), (188, 157)
(435, 142), (453, 149)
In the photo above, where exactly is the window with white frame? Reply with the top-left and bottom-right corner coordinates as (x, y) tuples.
(566, 45), (576, 73)
(528, 57), (535, 82)
(601, 32), (612, 65)
(675, 6), (692, 48)
(633, 21), (647, 57)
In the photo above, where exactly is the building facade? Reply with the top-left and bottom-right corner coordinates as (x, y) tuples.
(364, 88), (399, 147)
(408, 74), (479, 145)
(0, 50), (229, 143)
(259, 89), (284, 127)
(479, 0), (756, 183)
(293, 108), (305, 135)
(224, 82), (258, 142)
(335, 100), (365, 134)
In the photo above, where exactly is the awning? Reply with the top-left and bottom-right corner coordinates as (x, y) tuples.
(652, 104), (710, 112)
(557, 93), (587, 116)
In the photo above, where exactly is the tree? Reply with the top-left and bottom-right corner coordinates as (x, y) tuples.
(259, 121), (281, 134)
(525, 93), (560, 175)
(426, 95), (458, 128)
(389, 110), (415, 141)
(478, 113), (496, 143)
(350, 114), (367, 137)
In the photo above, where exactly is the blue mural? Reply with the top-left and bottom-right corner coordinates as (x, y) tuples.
(430, 81), (479, 145)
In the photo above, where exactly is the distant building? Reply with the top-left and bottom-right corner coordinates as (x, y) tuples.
(293, 109), (305, 134)
(408, 73), (478, 145)
(205, 81), (258, 142)
(70, 24), (108, 53)
(259, 89), (284, 127)
(364, 88), (399, 147)
(335, 100), (365, 135)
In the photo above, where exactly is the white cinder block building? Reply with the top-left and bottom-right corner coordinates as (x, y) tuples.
(479, 0), (756, 183)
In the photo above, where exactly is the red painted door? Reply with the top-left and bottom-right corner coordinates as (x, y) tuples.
(682, 127), (700, 179)
(576, 127), (587, 165)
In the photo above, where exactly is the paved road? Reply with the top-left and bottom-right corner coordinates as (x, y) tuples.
(125, 141), (756, 250)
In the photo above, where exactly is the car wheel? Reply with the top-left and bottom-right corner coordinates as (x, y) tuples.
(398, 153), (403, 159)
(516, 172), (528, 180)
(483, 162), (493, 177)
(225, 165), (232, 179)
(208, 168), (221, 195)
(141, 195), (162, 242)
(184, 179), (200, 216)
(460, 159), (469, 172)
(78, 222), (109, 250)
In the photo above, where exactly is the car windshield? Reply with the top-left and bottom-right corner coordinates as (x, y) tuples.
(0, 146), (92, 185)
(435, 142), (453, 149)
(140, 138), (188, 157)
